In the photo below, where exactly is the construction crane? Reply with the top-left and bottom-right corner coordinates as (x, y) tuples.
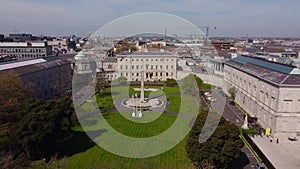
(198, 26), (217, 42)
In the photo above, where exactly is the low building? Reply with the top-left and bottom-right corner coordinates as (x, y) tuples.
(0, 57), (72, 99)
(8, 33), (32, 42)
(0, 42), (53, 60)
(224, 55), (300, 139)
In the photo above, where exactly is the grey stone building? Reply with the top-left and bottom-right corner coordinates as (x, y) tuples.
(0, 57), (73, 99)
(116, 51), (177, 81)
(224, 55), (300, 139)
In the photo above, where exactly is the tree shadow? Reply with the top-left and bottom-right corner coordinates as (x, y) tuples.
(62, 129), (107, 156)
(229, 151), (250, 169)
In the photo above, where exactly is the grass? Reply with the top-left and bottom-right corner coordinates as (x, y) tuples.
(95, 92), (115, 112)
(30, 86), (197, 169)
(200, 83), (215, 89)
(36, 112), (194, 169)
(74, 112), (177, 138)
(167, 95), (181, 112)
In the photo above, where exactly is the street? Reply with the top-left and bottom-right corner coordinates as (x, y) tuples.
(200, 91), (259, 169)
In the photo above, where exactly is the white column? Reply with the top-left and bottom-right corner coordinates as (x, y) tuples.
(140, 70), (145, 102)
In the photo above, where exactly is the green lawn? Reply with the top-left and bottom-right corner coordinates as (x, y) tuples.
(31, 86), (197, 169)
(167, 95), (181, 112)
(35, 112), (194, 169)
(200, 83), (215, 89)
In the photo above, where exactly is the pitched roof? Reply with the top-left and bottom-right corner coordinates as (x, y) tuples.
(226, 55), (300, 86)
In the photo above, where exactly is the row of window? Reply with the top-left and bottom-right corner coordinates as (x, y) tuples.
(11, 54), (46, 58)
(120, 72), (173, 77)
(121, 58), (174, 62)
(120, 65), (174, 70)
(0, 48), (46, 54)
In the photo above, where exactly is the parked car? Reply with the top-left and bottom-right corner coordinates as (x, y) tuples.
(229, 101), (235, 106)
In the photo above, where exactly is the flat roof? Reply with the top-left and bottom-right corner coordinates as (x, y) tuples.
(0, 59), (46, 71)
(0, 42), (46, 47)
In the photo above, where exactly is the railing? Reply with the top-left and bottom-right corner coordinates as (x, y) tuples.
(241, 130), (276, 169)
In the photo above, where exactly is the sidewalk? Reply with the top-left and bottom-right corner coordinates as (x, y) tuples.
(251, 136), (300, 169)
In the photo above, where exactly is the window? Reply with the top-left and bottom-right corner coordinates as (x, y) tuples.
(284, 100), (292, 112)
(136, 65), (139, 69)
(271, 97), (275, 109)
(166, 65), (168, 69)
(171, 65), (173, 69)
(121, 73), (123, 77)
(132, 65), (134, 69)
(108, 64), (112, 69)
(160, 65), (163, 69)
(120, 65), (122, 69)
(156, 65), (158, 69)
(126, 65), (128, 69)
(282, 121), (288, 131)
(132, 59), (134, 61)
(166, 72), (169, 76)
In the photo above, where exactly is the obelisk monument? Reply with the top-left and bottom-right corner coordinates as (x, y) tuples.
(140, 70), (145, 102)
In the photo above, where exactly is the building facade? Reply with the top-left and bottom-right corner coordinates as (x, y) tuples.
(224, 55), (300, 139)
(115, 51), (177, 81)
(0, 42), (53, 60)
(0, 57), (72, 99)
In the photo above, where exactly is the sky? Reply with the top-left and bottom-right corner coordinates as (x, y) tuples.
(0, 0), (299, 37)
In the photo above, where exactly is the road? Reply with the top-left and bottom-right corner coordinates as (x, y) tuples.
(200, 91), (258, 169)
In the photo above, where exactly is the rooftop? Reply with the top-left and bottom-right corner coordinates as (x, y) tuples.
(0, 42), (46, 47)
(226, 55), (300, 86)
(0, 57), (71, 76)
(117, 51), (176, 57)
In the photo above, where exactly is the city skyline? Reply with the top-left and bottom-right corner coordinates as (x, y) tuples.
(0, 0), (300, 37)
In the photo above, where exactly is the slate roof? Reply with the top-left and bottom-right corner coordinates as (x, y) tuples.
(0, 58), (71, 76)
(226, 55), (300, 86)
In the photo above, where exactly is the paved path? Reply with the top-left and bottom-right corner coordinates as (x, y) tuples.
(252, 136), (300, 169)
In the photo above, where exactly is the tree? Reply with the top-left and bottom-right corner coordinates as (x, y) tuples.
(164, 78), (178, 87)
(181, 74), (203, 92)
(228, 87), (236, 101)
(0, 71), (34, 123)
(186, 111), (244, 169)
(112, 77), (128, 86)
(95, 73), (109, 94)
(9, 98), (76, 162)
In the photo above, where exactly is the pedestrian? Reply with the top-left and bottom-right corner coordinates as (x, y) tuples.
(276, 138), (279, 144)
